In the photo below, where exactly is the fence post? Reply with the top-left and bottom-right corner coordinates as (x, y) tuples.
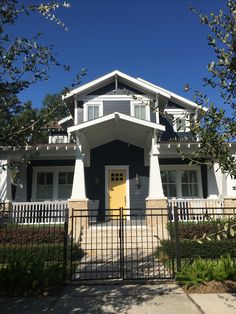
(173, 206), (181, 273)
(63, 207), (69, 281)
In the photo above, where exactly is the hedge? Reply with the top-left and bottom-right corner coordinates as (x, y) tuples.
(0, 225), (64, 244)
(167, 218), (236, 240)
(0, 243), (84, 264)
(160, 239), (236, 259)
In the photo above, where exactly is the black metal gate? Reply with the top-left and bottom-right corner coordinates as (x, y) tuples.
(69, 208), (175, 281)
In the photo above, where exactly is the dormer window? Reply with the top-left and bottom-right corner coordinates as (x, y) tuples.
(84, 102), (103, 121)
(134, 104), (146, 120)
(175, 117), (187, 132)
(131, 101), (150, 121)
(88, 105), (99, 121)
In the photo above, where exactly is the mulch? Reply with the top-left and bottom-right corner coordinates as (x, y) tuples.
(184, 280), (236, 294)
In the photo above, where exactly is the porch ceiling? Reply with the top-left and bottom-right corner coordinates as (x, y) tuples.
(68, 112), (165, 149)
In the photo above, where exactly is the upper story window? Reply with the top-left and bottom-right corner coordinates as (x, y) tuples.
(131, 101), (150, 121)
(175, 117), (187, 132)
(49, 135), (69, 144)
(84, 102), (103, 121)
(88, 105), (100, 120)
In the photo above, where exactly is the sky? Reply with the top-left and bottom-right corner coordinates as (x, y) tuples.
(13, 0), (228, 108)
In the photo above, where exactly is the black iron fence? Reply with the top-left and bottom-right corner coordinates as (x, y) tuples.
(164, 206), (236, 272)
(0, 203), (236, 283)
(70, 208), (175, 281)
(0, 206), (68, 280)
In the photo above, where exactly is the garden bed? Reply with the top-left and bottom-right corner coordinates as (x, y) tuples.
(183, 280), (236, 294)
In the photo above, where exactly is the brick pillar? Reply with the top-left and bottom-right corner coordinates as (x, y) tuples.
(68, 199), (89, 243)
(146, 198), (169, 240)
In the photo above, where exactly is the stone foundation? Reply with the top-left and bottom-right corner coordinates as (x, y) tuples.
(68, 199), (89, 241)
(145, 198), (168, 240)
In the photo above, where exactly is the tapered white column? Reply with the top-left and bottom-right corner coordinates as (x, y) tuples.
(70, 146), (87, 200)
(147, 138), (164, 199)
(0, 160), (12, 202)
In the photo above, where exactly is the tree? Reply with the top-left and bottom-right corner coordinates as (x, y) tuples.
(0, 0), (72, 149)
(185, 0), (236, 177)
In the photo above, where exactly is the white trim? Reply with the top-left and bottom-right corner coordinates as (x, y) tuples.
(130, 100), (150, 121)
(164, 109), (193, 133)
(160, 165), (203, 198)
(105, 165), (130, 216)
(32, 166), (74, 201)
(83, 101), (103, 122)
(68, 112), (165, 133)
(74, 98), (78, 125)
(63, 70), (171, 99)
(58, 115), (73, 125)
(63, 69), (207, 112)
(137, 77), (208, 111)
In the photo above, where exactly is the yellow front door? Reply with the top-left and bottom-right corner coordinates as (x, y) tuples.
(108, 170), (126, 217)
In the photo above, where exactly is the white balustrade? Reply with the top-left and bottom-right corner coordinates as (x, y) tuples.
(168, 198), (224, 221)
(11, 201), (68, 224)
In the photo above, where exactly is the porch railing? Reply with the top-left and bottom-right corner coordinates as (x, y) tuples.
(168, 198), (224, 221)
(11, 201), (68, 224)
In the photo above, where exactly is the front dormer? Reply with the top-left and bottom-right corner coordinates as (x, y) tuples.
(63, 70), (205, 142)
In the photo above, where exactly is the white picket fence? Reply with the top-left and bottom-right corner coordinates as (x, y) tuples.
(11, 201), (68, 224)
(168, 198), (224, 221)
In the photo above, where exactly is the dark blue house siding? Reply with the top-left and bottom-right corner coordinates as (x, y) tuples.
(85, 140), (149, 219)
(88, 82), (145, 95)
(159, 115), (194, 141)
(103, 101), (130, 116)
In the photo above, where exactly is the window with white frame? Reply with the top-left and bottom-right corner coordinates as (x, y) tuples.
(161, 170), (177, 197)
(160, 167), (201, 198)
(131, 101), (150, 121)
(134, 103), (146, 120)
(84, 102), (102, 121)
(49, 135), (69, 144)
(175, 117), (187, 132)
(58, 172), (73, 199)
(33, 167), (74, 200)
(36, 172), (53, 200)
(180, 170), (198, 197)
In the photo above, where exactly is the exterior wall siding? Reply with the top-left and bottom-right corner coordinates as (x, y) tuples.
(85, 140), (149, 219)
(103, 101), (130, 116)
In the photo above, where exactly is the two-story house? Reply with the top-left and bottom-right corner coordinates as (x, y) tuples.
(1, 70), (236, 222)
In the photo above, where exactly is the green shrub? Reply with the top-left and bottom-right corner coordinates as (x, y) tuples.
(0, 243), (65, 263)
(0, 243), (84, 264)
(176, 255), (236, 288)
(0, 256), (65, 296)
(176, 257), (215, 288)
(213, 254), (236, 281)
(160, 239), (236, 259)
(0, 225), (64, 244)
(167, 218), (236, 240)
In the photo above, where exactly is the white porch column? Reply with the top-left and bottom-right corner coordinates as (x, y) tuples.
(0, 160), (12, 203)
(147, 137), (164, 199)
(70, 146), (87, 200)
(145, 136), (168, 238)
(68, 145), (89, 235)
(207, 163), (222, 198)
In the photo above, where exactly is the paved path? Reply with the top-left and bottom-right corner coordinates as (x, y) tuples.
(0, 284), (236, 313)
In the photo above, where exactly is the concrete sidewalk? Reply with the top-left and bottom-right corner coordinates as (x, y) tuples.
(0, 284), (235, 313)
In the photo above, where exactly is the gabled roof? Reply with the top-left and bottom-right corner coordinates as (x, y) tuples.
(63, 70), (206, 111)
